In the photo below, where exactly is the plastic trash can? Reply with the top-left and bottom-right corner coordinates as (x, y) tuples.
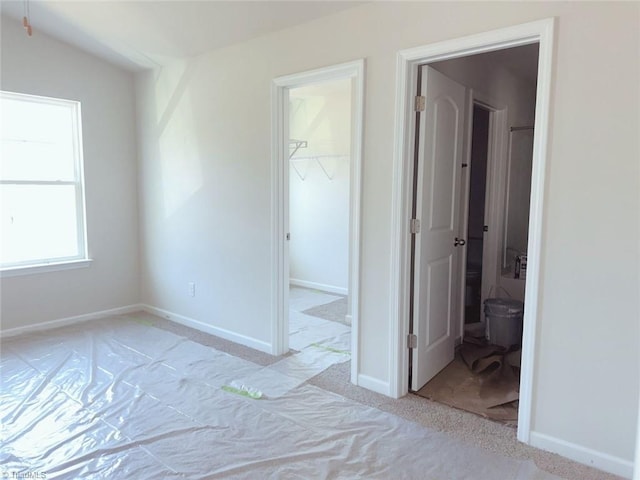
(484, 298), (524, 348)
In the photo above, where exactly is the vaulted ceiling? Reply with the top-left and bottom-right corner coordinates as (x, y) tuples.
(0, 1), (363, 71)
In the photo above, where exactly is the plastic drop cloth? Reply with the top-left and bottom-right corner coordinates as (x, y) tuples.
(289, 310), (350, 352)
(1, 315), (561, 479)
(288, 288), (342, 313)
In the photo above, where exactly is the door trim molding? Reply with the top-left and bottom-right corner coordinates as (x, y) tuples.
(389, 18), (555, 445)
(271, 59), (365, 386)
(457, 94), (509, 342)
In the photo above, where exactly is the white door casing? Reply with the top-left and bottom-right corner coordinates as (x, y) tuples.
(271, 60), (365, 386)
(457, 96), (509, 340)
(390, 19), (555, 446)
(411, 66), (467, 391)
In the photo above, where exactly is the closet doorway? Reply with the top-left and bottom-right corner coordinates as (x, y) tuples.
(271, 61), (364, 385)
(287, 79), (352, 357)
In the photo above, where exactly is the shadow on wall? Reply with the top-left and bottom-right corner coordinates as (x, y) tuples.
(147, 59), (203, 218)
(138, 53), (273, 339)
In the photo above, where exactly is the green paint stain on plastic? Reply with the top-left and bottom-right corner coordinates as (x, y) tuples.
(221, 385), (262, 399)
(310, 343), (350, 355)
(131, 316), (154, 327)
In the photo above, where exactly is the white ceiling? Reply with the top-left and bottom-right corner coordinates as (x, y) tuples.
(0, 1), (364, 71)
(431, 43), (540, 87)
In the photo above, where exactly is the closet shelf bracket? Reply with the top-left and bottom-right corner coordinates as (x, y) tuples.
(289, 139), (308, 159)
(289, 154), (347, 181)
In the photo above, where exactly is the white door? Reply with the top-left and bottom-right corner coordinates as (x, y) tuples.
(411, 66), (467, 391)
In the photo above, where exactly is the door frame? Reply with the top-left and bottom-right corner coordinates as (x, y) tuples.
(271, 59), (365, 385)
(457, 93), (508, 337)
(389, 19), (555, 444)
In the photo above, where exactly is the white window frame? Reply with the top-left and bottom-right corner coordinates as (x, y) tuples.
(0, 91), (90, 277)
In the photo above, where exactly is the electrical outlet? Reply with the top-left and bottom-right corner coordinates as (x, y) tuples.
(188, 282), (196, 297)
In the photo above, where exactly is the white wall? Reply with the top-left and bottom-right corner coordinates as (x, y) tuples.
(506, 128), (534, 257)
(0, 17), (140, 330)
(135, 1), (639, 473)
(289, 80), (351, 293)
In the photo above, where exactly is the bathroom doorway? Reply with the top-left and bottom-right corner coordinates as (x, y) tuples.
(408, 43), (540, 426)
(464, 104), (491, 325)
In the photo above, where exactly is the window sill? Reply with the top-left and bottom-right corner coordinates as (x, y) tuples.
(0, 259), (93, 278)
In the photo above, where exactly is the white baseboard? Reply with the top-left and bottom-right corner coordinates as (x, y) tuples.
(141, 304), (272, 355)
(530, 431), (634, 479)
(356, 374), (390, 396)
(0, 304), (143, 338)
(290, 278), (348, 296)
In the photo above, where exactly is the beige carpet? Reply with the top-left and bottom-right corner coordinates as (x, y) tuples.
(2, 316), (563, 480)
(145, 312), (623, 480)
(302, 296), (349, 325)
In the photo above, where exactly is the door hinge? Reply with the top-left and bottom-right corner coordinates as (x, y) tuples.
(414, 95), (426, 112)
(407, 334), (418, 349)
(461, 163), (468, 168)
(483, 225), (489, 232)
(410, 218), (421, 234)
(286, 233), (291, 241)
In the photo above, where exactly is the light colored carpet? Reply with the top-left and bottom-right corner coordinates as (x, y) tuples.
(288, 286), (341, 312)
(2, 316), (562, 479)
(310, 362), (623, 480)
(147, 312), (624, 480)
(141, 312), (285, 366)
(302, 296), (350, 325)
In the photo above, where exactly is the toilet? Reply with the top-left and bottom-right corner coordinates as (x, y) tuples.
(464, 237), (484, 324)
(465, 265), (482, 306)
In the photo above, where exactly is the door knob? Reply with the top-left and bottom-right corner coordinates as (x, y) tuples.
(454, 237), (466, 247)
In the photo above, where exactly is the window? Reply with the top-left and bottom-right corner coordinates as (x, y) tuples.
(1, 91), (89, 273)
